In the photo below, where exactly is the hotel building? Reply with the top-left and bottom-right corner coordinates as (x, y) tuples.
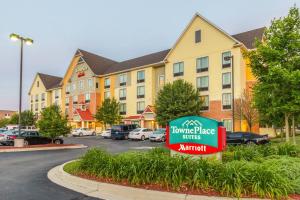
(28, 13), (264, 132)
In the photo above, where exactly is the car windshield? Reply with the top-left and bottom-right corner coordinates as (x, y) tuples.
(132, 128), (142, 132)
(112, 126), (121, 131)
(153, 130), (164, 134)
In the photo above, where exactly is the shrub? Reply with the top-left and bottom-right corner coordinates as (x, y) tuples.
(65, 147), (300, 198)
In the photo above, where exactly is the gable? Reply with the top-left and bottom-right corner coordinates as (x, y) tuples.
(28, 74), (46, 95)
(165, 14), (240, 61)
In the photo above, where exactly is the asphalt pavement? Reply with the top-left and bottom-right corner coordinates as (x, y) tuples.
(0, 136), (164, 200)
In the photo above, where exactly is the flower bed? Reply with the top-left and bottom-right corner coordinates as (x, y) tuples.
(64, 145), (300, 199)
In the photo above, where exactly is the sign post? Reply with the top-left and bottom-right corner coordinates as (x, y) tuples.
(166, 116), (226, 160)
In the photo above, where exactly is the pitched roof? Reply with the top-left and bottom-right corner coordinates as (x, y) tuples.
(38, 73), (62, 90)
(78, 49), (118, 75)
(104, 49), (170, 74)
(75, 109), (94, 121)
(232, 27), (265, 49)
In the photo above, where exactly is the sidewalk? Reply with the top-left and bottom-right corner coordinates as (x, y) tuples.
(48, 161), (264, 200)
(0, 144), (87, 153)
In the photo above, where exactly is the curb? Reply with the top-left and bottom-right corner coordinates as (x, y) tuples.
(0, 144), (87, 153)
(48, 160), (263, 200)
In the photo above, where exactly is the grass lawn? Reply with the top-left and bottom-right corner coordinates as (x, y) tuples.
(271, 134), (300, 147)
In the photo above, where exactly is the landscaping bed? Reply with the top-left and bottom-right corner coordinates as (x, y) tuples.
(0, 144), (79, 149)
(64, 144), (300, 199)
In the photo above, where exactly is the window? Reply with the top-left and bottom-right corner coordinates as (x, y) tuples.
(88, 79), (93, 89)
(66, 84), (70, 94)
(119, 74), (127, 86)
(65, 97), (69, 106)
(72, 83), (76, 91)
(173, 62), (184, 77)
(200, 95), (209, 111)
(104, 78), (110, 89)
(222, 72), (231, 89)
(222, 51), (231, 68)
(55, 100), (59, 105)
(85, 93), (91, 103)
(196, 56), (208, 72)
(137, 71), (145, 83)
(96, 82), (99, 89)
(31, 95), (34, 102)
(79, 80), (84, 90)
(222, 93), (232, 109)
(195, 30), (201, 43)
(137, 86), (145, 98)
(119, 103), (126, 115)
(119, 88), (126, 100)
(35, 94), (39, 102)
(41, 102), (45, 110)
(104, 91), (110, 99)
(73, 95), (78, 104)
(65, 108), (69, 117)
(158, 75), (165, 86)
(37, 81), (39, 87)
(137, 101), (145, 114)
(196, 76), (209, 91)
(35, 103), (38, 111)
(55, 90), (59, 99)
(31, 104), (33, 112)
(41, 93), (45, 101)
(223, 119), (232, 132)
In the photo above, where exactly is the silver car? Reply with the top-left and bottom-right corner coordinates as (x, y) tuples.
(149, 128), (166, 142)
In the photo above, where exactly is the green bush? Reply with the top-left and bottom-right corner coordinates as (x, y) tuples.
(65, 147), (300, 198)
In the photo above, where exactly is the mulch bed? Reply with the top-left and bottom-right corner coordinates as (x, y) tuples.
(0, 144), (80, 149)
(71, 171), (300, 199)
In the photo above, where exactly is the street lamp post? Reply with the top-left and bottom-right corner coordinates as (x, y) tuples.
(10, 33), (33, 136)
(224, 55), (234, 132)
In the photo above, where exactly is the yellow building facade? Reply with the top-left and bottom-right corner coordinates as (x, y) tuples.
(28, 13), (264, 132)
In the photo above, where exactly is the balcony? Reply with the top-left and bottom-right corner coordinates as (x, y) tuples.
(223, 105), (231, 110)
(197, 68), (208, 73)
(137, 95), (145, 99)
(197, 87), (208, 91)
(173, 72), (184, 77)
(119, 97), (126, 101)
(137, 79), (145, 83)
(222, 84), (231, 89)
(120, 82), (126, 86)
(137, 110), (143, 114)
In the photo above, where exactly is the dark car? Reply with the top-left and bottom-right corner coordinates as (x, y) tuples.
(226, 132), (269, 145)
(111, 124), (139, 140)
(19, 131), (63, 145)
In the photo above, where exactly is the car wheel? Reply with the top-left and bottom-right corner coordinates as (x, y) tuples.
(54, 140), (62, 145)
(162, 136), (166, 142)
(24, 140), (29, 146)
(92, 132), (96, 136)
(141, 135), (145, 141)
(246, 141), (256, 145)
(79, 133), (83, 137)
(124, 135), (129, 140)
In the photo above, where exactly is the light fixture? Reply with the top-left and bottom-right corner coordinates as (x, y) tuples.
(10, 33), (20, 41)
(25, 38), (34, 46)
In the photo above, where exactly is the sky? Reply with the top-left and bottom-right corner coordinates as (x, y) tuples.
(0, 0), (299, 111)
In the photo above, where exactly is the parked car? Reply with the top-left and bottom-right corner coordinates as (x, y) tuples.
(128, 128), (153, 140)
(111, 124), (139, 140)
(71, 128), (96, 137)
(149, 128), (166, 142)
(101, 129), (111, 139)
(0, 130), (24, 146)
(20, 131), (63, 145)
(0, 128), (6, 133)
(226, 132), (269, 145)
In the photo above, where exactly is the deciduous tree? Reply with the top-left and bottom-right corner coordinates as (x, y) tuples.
(95, 98), (121, 128)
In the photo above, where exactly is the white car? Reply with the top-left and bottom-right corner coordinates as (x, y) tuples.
(128, 128), (153, 140)
(101, 129), (111, 139)
(71, 128), (96, 137)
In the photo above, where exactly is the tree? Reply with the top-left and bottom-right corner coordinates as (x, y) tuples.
(155, 79), (202, 126)
(9, 110), (36, 126)
(234, 89), (259, 132)
(37, 105), (70, 142)
(95, 98), (121, 128)
(245, 6), (300, 142)
(0, 118), (10, 128)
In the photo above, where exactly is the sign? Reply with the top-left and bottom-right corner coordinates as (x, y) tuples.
(75, 65), (88, 78)
(166, 116), (226, 155)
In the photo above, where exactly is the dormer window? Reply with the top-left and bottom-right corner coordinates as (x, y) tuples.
(195, 30), (201, 43)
